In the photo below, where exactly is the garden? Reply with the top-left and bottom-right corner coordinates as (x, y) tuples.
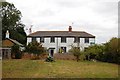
(2, 38), (119, 78)
(2, 59), (118, 78)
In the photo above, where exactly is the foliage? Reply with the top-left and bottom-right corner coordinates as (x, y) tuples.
(11, 44), (22, 59)
(103, 37), (120, 63)
(84, 37), (120, 64)
(69, 45), (81, 62)
(10, 27), (27, 45)
(1, 2), (27, 45)
(26, 41), (45, 59)
(59, 48), (64, 53)
(45, 56), (55, 62)
(79, 52), (86, 61)
(85, 44), (105, 60)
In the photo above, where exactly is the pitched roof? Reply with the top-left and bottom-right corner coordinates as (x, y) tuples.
(28, 31), (95, 38)
(7, 38), (24, 46)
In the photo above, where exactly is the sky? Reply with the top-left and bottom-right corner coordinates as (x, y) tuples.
(7, 0), (119, 44)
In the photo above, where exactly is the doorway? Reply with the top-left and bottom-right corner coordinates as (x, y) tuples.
(49, 48), (55, 57)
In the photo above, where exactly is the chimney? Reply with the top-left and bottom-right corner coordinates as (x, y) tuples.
(6, 30), (9, 38)
(68, 26), (72, 32)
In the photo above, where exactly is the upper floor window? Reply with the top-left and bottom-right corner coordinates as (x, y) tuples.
(32, 37), (36, 42)
(40, 37), (44, 43)
(61, 37), (66, 43)
(74, 37), (80, 43)
(85, 38), (89, 43)
(50, 37), (55, 43)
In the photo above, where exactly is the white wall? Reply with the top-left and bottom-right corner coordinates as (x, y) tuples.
(36, 38), (40, 43)
(27, 37), (32, 45)
(27, 37), (95, 53)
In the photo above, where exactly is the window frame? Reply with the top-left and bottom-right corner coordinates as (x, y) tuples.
(40, 37), (44, 43)
(85, 38), (89, 43)
(32, 37), (36, 42)
(50, 37), (55, 43)
(61, 37), (66, 43)
(74, 37), (80, 43)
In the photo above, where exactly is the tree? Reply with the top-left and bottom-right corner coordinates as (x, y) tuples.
(1, 2), (26, 45)
(10, 27), (27, 45)
(84, 37), (120, 64)
(104, 37), (120, 63)
(69, 45), (81, 62)
(26, 41), (45, 59)
(11, 44), (22, 59)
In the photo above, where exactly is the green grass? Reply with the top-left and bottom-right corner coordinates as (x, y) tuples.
(2, 59), (118, 78)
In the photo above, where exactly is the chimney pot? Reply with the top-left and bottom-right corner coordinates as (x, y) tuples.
(69, 26), (72, 31)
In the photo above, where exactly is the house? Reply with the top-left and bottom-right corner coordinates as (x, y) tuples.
(27, 26), (95, 57)
(1, 30), (24, 59)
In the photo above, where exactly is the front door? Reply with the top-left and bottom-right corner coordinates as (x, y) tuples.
(50, 49), (54, 57)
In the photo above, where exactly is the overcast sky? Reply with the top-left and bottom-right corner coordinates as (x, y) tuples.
(7, 0), (118, 44)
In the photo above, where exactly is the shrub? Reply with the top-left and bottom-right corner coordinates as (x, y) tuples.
(69, 45), (81, 62)
(15, 51), (22, 59)
(45, 56), (55, 62)
(85, 44), (105, 60)
(103, 38), (120, 64)
(80, 52), (86, 61)
(26, 41), (45, 59)
(11, 44), (22, 59)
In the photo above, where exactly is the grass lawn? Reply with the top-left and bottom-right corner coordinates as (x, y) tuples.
(2, 59), (118, 78)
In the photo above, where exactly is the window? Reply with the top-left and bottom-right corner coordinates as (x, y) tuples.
(32, 37), (36, 42)
(61, 37), (66, 43)
(40, 37), (44, 43)
(50, 37), (55, 43)
(85, 38), (89, 43)
(61, 47), (66, 53)
(74, 37), (80, 43)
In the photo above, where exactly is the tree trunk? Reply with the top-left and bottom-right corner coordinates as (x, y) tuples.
(76, 56), (79, 62)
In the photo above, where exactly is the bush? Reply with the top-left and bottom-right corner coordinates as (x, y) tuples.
(11, 44), (22, 59)
(45, 56), (55, 62)
(85, 44), (105, 60)
(103, 38), (120, 64)
(80, 52), (86, 61)
(69, 45), (81, 62)
(15, 51), (22, 59)
(26, 41), (45, 59)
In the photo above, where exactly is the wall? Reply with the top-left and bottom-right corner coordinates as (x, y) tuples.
(27, 37), (95, 53)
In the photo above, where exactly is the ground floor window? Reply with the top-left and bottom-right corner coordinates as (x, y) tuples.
(2, 48), (11, 59)
(59, 47), (66, 53)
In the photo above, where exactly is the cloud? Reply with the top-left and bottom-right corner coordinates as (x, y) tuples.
(6, 0), (118, 44)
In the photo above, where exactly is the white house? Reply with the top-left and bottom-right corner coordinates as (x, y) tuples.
(27, 26), (95, 57)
